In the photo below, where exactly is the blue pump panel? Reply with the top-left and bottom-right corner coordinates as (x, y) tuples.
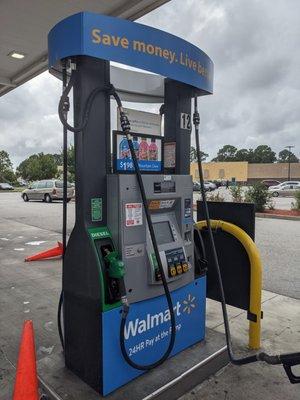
(102, 276), (206, 395)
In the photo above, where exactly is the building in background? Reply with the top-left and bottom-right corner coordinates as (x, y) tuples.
(247, 163), (300, 183)
(190, 162), (300, 183)
(190, 162), (248, 183)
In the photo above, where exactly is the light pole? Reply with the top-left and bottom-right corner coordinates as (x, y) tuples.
(285, 145), (295, 180)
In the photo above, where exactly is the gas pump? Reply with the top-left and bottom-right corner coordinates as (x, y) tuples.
(49, 11), (300, 397)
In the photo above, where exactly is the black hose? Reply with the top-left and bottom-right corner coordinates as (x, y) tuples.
(194, 222), (207, 260)
(57, 67), (117, 350)
(62, 62), (68, 275)
(56, 58), (299, 379)
(57, 60), (70, 351)
(193, 96), (300, 374)
(58, 70), (114, 133)
(193, 96), (258, 365)
(57, 76), (177, 366)
(114, 101), (177, 370)
(57, 291), (64, 350)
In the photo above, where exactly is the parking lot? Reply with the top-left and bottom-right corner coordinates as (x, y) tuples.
(0, 192), (299, 399)
(0, 191), (299, 299)
(193, 186), (295, 210)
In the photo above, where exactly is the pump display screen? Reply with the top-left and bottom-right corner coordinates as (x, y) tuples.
(153, 221), (174, 245)
(113, 131), (163, 173)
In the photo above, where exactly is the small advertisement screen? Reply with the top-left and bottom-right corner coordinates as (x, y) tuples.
(113, 131), (163, 173)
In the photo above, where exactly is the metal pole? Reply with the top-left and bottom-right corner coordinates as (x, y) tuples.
(285, 145), (295, 180)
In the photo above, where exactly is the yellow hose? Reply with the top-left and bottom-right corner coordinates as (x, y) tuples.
(195, 219), (262, 350)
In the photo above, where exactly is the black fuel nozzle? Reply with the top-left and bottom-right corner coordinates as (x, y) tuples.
(193, 110), (200, 127)
(280, 352), (300, 384)
(62, 97), (70, 113)
(119, 111), (131, 134)
(258, 352), (300, 384)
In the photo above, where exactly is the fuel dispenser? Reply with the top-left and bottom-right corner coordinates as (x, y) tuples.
(107, 174), (194, 297)
(49, 11), (300, 397)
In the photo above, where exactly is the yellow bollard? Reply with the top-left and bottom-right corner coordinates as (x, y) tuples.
(195, 219), (262, 350)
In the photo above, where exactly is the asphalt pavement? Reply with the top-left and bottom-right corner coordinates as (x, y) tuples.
(1, 192), (299, 299)
(0, 192), (75, 234)
(0, 192), (299, 399)
(256, 217), (300, 299)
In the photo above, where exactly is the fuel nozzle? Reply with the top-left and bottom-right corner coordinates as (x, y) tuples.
(104, 250), (127, 303)
(104, 250), (125, 279)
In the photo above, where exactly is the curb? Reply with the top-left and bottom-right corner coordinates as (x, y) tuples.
(256, 213), (300, 221)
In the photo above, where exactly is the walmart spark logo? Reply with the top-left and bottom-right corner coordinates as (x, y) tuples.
(182, 294), (196, 314)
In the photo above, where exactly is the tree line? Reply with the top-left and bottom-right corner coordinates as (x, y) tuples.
(0, 146), (75, 184)
(1, 143), (299, 185)
(190, 144), (299, 163)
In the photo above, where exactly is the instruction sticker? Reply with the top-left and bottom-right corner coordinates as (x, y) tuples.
(125, 244), (145, 258)
(164, 142), (176, 169)
(91, 198), (102, 222)
(125, 203), (143, 227)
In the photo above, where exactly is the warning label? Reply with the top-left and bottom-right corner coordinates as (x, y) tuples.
(125, 203), (143, 227)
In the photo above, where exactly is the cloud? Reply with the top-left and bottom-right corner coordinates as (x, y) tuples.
(0, 73), (62, 167)
(0, 0), (299, 168)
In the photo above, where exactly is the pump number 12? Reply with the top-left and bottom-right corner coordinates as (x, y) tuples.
(180, 113), (191, 130)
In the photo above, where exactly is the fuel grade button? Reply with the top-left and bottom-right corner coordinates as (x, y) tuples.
(182, 262), (189, 273)
(176, 263), (183, 274)
(168, 265), (177, 277)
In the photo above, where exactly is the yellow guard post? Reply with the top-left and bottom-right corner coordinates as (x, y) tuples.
(195, 219), (262, 350)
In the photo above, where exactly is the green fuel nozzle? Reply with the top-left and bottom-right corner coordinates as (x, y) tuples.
(104, 250), (125, 279)
(104, 250), (128, 303)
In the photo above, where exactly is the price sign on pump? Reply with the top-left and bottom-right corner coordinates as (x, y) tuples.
(113, 131), (164, 173)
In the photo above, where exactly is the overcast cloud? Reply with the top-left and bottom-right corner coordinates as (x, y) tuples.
(0, 0), (299, 168)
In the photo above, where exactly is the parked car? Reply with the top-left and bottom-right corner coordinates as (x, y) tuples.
(193, 181), (215, 192)
(213, 180), (226, 188)
(193, 181), (200, 191)
(204, 181), (217, 191)
(261, 179), (281, 188)
(0, 182), (14, 190)
(17, 178), (28, 186)
(193, 181), (211, 192)
(268, 181), (300, 197)
(268, 181), (300, 190)
(21, 180), (74, 202)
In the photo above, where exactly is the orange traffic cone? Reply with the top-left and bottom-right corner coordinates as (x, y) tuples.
(25, 241), (63, 262)
(13, 320), (39, 400)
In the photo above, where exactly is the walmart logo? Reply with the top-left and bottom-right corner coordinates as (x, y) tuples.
(124, 293), (198, 339)
(182, 294), (196, 314)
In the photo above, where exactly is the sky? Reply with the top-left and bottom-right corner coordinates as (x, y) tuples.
(0, 0), (300, 168)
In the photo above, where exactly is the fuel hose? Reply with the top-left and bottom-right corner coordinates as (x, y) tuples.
(112, 91), (177, 371)
(56, 58), (300, 381)
(193, 95), (300, 383)
(57, 62), (177, 369)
